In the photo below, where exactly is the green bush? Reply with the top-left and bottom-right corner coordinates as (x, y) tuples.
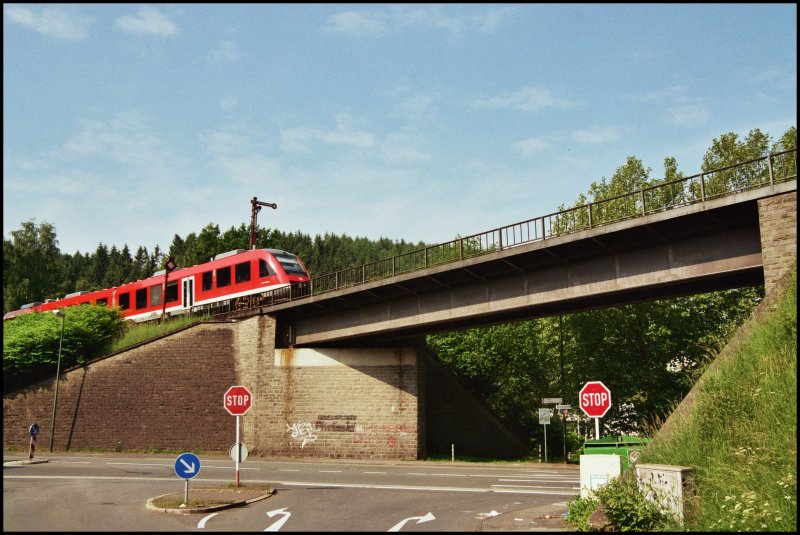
(3, 305), (124, 390)
(566, 471), (677, 531)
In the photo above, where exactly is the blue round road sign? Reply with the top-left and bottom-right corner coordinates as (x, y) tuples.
(174, 452), (201, 479)
(29, 423), (40, 437)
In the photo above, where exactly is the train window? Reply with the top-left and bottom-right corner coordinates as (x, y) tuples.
(166, 281), (179, 303)
(202, 271), (213, 291)
(274, 252), (308, 276)
(96, 298), (108, 306)
(259, 259), (274, 278)
(118, 292), (130, 310)
(217, 266), (231, 288)
(235, 261), (251, 284)
(136, 288), (148, 309)
(150, 284), (162, 307)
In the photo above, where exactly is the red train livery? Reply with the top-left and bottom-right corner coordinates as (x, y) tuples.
(3, 248), (311, 322)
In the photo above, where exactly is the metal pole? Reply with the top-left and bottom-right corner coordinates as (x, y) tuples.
(594, 418), (600, 440)
(544, 423), (548, 463)
(560, 315), (567, 463)
(235, 415), (241, 487)
(49, 310), (65, 452)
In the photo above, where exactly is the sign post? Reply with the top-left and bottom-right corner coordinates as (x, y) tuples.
(579, 381), (611, 440)
(224, 385), (253, 487)
(28, 423), (39, 460)
(174, 452), (201, 506)
(538, 408), (552, 462)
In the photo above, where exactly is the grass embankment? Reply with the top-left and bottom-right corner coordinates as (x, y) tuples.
(108, 314), (209, 354)
(642, 265), (797, 531)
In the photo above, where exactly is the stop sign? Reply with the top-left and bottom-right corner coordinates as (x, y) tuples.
(224, 385), (252, 416)
(579, 381), (611, 418)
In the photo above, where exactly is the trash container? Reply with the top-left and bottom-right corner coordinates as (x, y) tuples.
(582, 435), (649, 471)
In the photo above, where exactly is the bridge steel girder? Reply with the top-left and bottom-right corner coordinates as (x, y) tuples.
(272, 184), (793, 347)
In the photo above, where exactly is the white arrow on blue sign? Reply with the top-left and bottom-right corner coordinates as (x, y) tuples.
(174, 452), (201, 479)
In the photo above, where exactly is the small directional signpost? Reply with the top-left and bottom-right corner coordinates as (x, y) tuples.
(539, 398), (562, 463)
(579, 381), (612, 440)
(174, 452), (201, 507)
(28, 423), (39, 460)
(224, 385), (252, 487)
(538, 408), (552, 462)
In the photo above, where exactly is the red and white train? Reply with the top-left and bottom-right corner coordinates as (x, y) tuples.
(3, 248), (311, 322)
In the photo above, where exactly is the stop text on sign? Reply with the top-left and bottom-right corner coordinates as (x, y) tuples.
(227, 393), (250, 406)
(581, 392), (609, 407)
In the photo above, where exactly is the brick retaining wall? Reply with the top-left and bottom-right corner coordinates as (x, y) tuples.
(4, 315), (526, 460)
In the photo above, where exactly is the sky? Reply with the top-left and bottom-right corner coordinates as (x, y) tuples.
(3, 3), (797, 256)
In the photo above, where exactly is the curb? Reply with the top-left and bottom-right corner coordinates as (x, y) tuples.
(145, 489), (275, 515)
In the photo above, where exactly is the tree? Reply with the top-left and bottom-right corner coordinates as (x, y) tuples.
(3, 220), (63, 313)
(700, 129), (772, 197)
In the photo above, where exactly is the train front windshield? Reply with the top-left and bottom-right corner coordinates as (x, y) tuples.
(274, 252), (308, 277)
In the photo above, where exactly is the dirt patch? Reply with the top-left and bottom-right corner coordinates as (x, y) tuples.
(150, 486), (273, 510)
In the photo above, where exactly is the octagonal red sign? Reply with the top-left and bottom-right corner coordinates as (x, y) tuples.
(579, 381), (611, 418)
(224, 385), (252, 416)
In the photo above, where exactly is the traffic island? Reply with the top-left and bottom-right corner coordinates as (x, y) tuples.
(146, 486), (274, 514)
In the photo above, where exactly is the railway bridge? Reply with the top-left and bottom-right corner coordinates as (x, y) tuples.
(220, 150), (797, 348)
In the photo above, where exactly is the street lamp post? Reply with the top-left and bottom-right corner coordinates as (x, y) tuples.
(49, 308), (65, 452)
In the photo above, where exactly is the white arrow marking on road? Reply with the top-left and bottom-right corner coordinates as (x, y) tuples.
(387, 512), (435, 532)
(197, 512), (218, 529)
(178, 458), (196, 473)
(265, 508), (291, 531)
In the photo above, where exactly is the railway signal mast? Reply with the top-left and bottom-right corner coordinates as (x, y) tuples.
(250, 197), (277, 250)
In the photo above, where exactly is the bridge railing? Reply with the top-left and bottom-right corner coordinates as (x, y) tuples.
(196, 148), (795, 317)
(305, 149), (795, 295)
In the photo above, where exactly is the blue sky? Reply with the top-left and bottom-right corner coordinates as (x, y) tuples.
(4, 4), (797, 256)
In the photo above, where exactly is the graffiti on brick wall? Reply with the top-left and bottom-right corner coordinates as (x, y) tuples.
(353, 423), (417, 447)
(286, 417), (418, 450)
(286, 422), (317, 448)
(316, 414), (357, 432)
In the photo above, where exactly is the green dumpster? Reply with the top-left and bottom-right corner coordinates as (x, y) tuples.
(582, 435), (649, 471)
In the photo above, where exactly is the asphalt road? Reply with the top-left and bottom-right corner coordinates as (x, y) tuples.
(3, 452), (579, 531)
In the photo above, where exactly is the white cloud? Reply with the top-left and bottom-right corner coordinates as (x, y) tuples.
(4, 5), (92, 40)
(326, 10), (388, 37)
(208, 40), (242, 64)
(115, 5), (178, 36)
(61, 111), (175, 165)
(220, 96), (238, 112)
(394, 94), (436, 122)
(380, 134), (431, 164)
(666, 104), (711, 127)
(749, 64), (796, 91)
(571, 126), (620, 144)
(328, 6), (513, 38)
(470, 86), (581, 113)
(280, 114), (375, 153)
(626, 85), (711, 127)
(514, 137), (552, 155)
(472, 7), (515, 33)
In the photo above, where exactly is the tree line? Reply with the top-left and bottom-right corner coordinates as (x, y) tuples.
(3, 127), (796, 456)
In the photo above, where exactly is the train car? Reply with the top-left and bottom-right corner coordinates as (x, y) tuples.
(3, 248), (311, 322)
